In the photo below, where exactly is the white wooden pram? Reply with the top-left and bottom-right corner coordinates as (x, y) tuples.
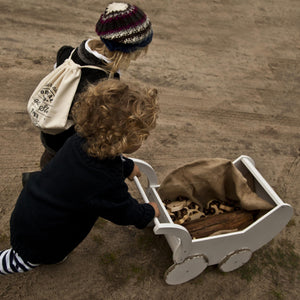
(132, 155), (293, 285)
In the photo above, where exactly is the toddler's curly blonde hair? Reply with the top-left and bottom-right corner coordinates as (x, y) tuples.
(72, 79), (159, 159)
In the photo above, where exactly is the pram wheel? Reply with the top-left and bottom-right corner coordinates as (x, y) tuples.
(218, 248), (252, 272)
(164, 254), (208, 285)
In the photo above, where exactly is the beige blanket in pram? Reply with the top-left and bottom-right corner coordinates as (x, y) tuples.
(158, 158), (274, 211)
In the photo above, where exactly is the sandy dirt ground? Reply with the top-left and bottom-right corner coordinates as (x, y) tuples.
(0, 0), (299, 299)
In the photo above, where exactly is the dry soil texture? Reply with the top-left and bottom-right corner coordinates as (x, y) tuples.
(0, 0), (299, 299)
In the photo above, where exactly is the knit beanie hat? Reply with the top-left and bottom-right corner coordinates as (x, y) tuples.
(95, 2), (153, 53)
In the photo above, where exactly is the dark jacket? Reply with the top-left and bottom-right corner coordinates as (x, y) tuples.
(41, 40), (119, 153)
(10, 134), (154, 264)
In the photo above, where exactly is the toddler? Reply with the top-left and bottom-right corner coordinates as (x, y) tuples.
(1, 79), (160, 275)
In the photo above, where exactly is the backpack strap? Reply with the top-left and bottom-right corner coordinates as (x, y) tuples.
(79, 64), (108, 73)
(67, 48), (77, 59)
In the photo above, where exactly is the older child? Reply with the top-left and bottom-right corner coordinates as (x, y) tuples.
(1, 79), (159, 275)
(39, 2), (153, 168)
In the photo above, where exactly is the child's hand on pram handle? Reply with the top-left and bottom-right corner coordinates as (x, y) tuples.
(130, 163), (160, 218)
(149, 202), (160, 217)
(127, 164), (142, 181)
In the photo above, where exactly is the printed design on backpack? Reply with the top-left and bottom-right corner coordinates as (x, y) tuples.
(29, 83), (57, 124)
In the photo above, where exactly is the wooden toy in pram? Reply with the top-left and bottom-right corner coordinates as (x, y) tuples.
(132, 155), (293, 285)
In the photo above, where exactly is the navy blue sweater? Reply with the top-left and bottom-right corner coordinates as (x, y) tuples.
(10, 134), (155, 264)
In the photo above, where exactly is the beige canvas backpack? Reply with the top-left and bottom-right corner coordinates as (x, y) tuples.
(27, 49), (106, 135)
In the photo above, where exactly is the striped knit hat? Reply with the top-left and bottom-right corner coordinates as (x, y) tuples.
(95, 2), (153, 53)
